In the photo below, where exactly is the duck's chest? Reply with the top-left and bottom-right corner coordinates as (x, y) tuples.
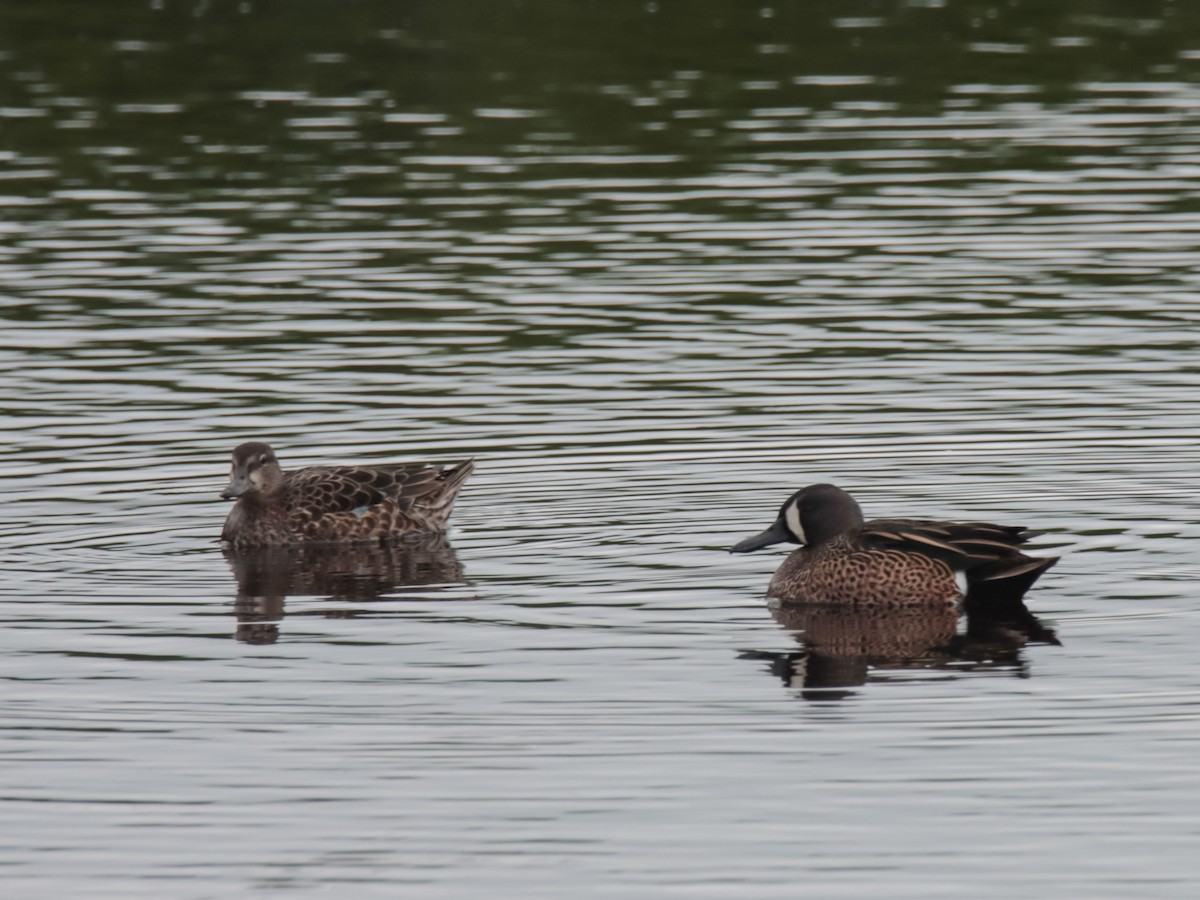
(222, 499), (294, 548)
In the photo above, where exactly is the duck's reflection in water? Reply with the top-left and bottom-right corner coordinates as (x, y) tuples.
(225, 535), (467, 644)
(742, 596), (1059, 700)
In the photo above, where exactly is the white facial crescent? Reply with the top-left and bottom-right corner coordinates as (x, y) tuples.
(784, 501), (807, 544)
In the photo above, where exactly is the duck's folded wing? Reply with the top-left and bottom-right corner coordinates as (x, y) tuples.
(860, 518), (1037, 565)
(284, 466), (397, 515)
(369, 461), (474, 511)
(860, 518), (1058, 596)
(288, 461), (474, 515)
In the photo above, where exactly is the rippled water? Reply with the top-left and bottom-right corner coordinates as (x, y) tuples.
(3, 1), (1200, 896)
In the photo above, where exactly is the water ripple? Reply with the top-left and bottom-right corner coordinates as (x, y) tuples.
(4, 3), (1200, 895)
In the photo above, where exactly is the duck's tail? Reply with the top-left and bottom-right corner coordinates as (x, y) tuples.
(420, 458), (475, 525)
(967, 553), (1058, 604)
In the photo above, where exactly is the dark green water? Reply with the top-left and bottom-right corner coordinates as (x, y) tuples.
(2, 2), (1199, 897)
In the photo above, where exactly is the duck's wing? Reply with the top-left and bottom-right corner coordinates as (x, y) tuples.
(286, 460), (475, 516)
(862, 518), (1034, 557)
(282, 466), (394, 515)
(367, 459), (474, 513)
(861, 517), (1058, 593)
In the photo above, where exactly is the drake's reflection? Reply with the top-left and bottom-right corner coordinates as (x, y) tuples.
(225, 535), (467, 644)
(742, 596), (1059, 700)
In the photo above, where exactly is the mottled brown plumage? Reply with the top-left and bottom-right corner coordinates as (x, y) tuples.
(220, 441), (474, 548)
(730, 483), (1057, 607)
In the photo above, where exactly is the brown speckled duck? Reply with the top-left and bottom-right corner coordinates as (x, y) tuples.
(220, 442), (474, 549)
(730, 484), (1056, 608)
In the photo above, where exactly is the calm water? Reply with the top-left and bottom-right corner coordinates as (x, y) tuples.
(2, 1), (1200, 896)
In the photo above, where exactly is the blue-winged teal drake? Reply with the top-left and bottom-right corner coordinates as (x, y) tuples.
(220, 442), (474, 549)
(730, 483), (1056, 607)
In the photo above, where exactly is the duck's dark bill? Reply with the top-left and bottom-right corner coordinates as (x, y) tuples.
(730, 521), (793, 553)
(221, 475), (248, 500)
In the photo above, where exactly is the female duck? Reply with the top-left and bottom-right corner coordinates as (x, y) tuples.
(731, 483), (1056, 607)
(220, 442), (474, 549)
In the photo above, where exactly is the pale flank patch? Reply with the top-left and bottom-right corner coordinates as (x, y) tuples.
(954, 568), (968, 597)
(784, 502), (807, 544)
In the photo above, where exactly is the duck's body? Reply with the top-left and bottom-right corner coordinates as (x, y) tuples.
(731, 484), (1056, 608)
(220, 442), (474, 549)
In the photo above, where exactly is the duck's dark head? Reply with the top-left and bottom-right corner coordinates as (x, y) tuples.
(730, 483), (864, 553)
(221, 442), (284, 500)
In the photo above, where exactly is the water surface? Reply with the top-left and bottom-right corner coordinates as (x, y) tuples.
(2, 2), (1199, 897)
